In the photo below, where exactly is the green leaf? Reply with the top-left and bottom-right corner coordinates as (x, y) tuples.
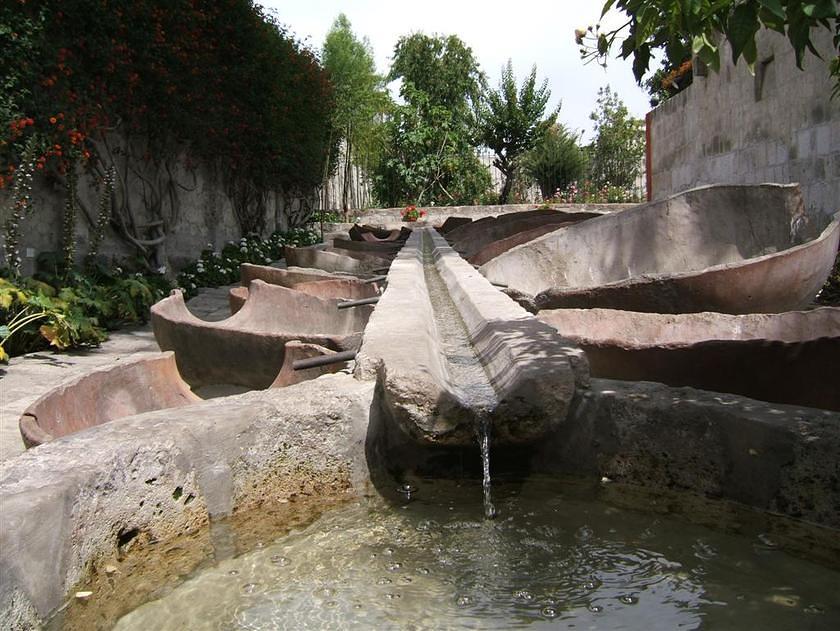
(757, 0), (785, 19)
(727, 2), (760, 64)
(633, 44), (652, 83)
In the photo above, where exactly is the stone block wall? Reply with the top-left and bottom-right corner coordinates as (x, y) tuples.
(648, 27), (839, 217)
(0, 162), (314, 276)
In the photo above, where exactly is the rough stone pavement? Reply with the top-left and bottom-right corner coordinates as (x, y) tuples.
(0, 285), (234, 463)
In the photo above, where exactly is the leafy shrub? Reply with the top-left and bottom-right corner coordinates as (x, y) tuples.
(0, 269), (171, 361)
(521, 126), (587, 200)
(176, 227), (320, 298)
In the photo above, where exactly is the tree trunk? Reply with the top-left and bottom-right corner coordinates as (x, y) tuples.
(498, 171), (514, 205)
(342, 129), (352, 220)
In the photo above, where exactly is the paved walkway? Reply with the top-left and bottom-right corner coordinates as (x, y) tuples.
(0, 285), (233, 463)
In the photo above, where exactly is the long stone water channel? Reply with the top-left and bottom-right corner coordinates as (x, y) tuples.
(421, 231), (499, 518)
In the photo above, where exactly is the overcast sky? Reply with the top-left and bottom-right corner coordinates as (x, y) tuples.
(260, 0), (653, 142)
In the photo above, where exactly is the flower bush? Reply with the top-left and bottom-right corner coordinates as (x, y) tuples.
(176, 227), (320, 298)
(400, 205), (426, 222)
(1, 0), (334, 237)
(549, 180), (641, 204)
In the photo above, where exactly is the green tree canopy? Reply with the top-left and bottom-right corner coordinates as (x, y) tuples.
(580, 0), (839, 97)
(373, 33), (490, 207)
(388, 33), (484, 112)
(322, 14), (390, 209)
(474, 60), (559, 204)
(586, 86), (645, 190)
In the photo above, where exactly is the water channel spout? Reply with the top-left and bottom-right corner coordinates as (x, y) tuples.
(354, 227), (589, 448)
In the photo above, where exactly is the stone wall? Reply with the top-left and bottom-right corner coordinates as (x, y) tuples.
(0, 160), (314, 276)
(648, 27), (839, 216)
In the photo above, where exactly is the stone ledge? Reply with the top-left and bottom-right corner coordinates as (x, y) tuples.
(0, 375), (374, 628)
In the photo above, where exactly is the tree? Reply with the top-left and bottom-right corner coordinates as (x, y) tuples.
(373, 33), (491, 206)
(322, 14), (390, 213)
(372, 86), (491, 207)
(578, 0), (839, 98)
(388, 33), (484, 113)
(587, 86), (645, 190)
(474, 60), (558, 204)
(521, 125), (587, 199)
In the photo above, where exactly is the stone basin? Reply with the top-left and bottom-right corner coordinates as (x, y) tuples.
(284, 247), (387, 276)
(481, 184), (840, 313)
(18, 352), (199, 448)
(286, 245), (388, 274)
(446, 208), (601, 261)
(324, 244), (394, 264)
(239, 263), (357, 287)
(2, 373), (839, 629)
(332, 237), (402, 255)
(229, 278), (379, 313)
(539, 307), (840, 411)
(348, 224), (410, 242)
(152, 280), (371, 389)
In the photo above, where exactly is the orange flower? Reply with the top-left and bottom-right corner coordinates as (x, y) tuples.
(49, 116), (57, 124)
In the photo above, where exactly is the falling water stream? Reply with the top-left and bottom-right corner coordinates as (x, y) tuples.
(421, 230), (498, 518)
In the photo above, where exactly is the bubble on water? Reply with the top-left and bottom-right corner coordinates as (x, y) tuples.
(314, 587), (336, 599)
(254, 542), (265, 548)
(241, 583), (260, 595)
(377, 578), (392, 585)
(270, 555), (290, 567)
(588, 604), (603, 613)
(513, 589), (534, 602)
(583, 578), (602, 591)
(383, 547), (395, 556)
(396, 484), (417, 500)
(456, 595), (472, 607)
(227, 570), (240, 576)
(399, 576), (413, 585)
(385, 593), (401, 600)
(386, 562), (402, 571)
(418, 567), (430, 575)
(804, 604), (825, 615)
(541, 606), (559, 618)
(619, 594), (639, 605)
(325, 600), (338, 608)
(576, 526), (593, 541)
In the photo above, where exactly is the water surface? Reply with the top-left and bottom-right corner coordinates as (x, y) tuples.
(116, 476), (840, 630)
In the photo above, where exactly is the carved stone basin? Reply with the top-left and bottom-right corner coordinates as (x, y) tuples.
(446, 208), (601, 262)
(18, 352), (199, 448)
(481, 184), (840, 314)
(285, 245), (388, 274)
(539, 307), (840, 411)
(152, 280), (371, 389)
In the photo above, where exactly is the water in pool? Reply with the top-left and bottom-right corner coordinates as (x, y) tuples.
(116, 476), (840, 630)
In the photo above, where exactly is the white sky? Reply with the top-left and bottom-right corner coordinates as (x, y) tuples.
(260, 0), (652, 142)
